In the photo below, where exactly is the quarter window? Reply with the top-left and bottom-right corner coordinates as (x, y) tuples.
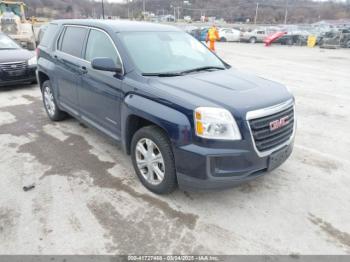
(59, 26), (88, 58)
(85, 29), (121, 65)
(40, 24), (58, 47)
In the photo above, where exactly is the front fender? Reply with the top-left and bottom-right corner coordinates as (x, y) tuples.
(121, 94), (192, 152)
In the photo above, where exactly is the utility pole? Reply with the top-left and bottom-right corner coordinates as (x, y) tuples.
(254, 2), (259, 24)
(101, 0), (105, 19)
(127, 0), (130, 19)
(284, 0), (288, 24)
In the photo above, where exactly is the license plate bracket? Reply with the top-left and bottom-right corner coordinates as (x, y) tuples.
(8, 70), (25, 77)
(268, 146), (292, 171)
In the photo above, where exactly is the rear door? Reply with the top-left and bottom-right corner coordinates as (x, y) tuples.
(231, 29), (241, 42)
(256, 30), (266, 41)
(225, 29), (234, 41)
(78, 28), (123, 140)
(54, 26), (88, 114)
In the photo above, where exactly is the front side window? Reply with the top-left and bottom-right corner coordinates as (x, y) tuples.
(119, 31), (225, 74)
(0, 34), (20, 50)
(85, 29), (121, 65)
(59, 26), (88, 58)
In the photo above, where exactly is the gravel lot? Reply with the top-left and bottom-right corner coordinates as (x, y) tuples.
(0, 43), (349, 255)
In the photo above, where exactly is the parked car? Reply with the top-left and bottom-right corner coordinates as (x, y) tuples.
(318, 28), (350, 48)
(275, 34), (308, 46)
(188, 28), (201, 41)
(199, 27), (209, 41)
(241, 28), (278, 43)
(218, 28), (240, 42)
(37, 20), (296, 194)
(0, 32), (37, 86)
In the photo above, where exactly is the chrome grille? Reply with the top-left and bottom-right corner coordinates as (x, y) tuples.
(249, 105), (295, 152)
(0, 61), (27, 72)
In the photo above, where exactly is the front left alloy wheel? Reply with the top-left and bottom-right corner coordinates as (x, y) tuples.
(131, 126), (177, 194)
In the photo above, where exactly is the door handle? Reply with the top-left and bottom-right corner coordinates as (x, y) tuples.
(80, 66), (88, 75)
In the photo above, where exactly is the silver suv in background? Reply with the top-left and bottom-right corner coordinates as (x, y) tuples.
(241, 27), (278, 43)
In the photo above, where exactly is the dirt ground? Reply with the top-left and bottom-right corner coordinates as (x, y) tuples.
(0, 43), (349, 255)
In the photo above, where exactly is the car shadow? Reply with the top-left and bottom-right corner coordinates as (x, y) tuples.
(0, 83), (38, 92)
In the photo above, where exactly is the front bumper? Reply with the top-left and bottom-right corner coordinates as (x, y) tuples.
(174, 141), (294, 191)
(0, 66), (37, 86)
(174, 99), (296, 191)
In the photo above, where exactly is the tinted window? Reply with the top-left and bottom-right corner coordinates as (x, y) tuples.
(60, 26), (87, 58)
(40, 24), (57, 47)
(85, 29), (120, 65)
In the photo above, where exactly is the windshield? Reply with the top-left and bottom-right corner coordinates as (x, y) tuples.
(0, 34), (20, 50)
(119, 31), (225, 74)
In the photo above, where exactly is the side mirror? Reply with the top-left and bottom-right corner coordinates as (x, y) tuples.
(91, 57), (122, 74)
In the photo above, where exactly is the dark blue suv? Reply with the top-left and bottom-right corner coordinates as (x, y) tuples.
(37, 20), (296, 194)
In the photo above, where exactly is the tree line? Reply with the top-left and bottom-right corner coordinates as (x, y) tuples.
(24, 0), (350, 24)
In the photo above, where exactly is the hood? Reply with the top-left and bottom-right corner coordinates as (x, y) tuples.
(0, 49), (34, 63)
(148, 69), (293, 118)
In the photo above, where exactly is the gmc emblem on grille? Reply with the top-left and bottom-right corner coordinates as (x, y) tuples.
(269, 116), (289, 131)
(11, 65), (17, 69)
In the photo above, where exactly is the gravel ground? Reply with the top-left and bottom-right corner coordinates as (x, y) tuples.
(0, 43), (349, 255)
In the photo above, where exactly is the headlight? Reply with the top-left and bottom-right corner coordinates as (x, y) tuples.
(194, 107), (241, 140)
(27, 56), (37, 66)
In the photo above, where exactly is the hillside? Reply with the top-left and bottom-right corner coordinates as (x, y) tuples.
(23, 0), (350, 23)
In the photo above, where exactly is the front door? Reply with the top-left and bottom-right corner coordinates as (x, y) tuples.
(78, 29), (123, 140)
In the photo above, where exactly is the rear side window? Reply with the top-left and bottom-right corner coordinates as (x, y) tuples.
(40, 24), (58, 47)
(59, 26), (88, 58)
(85, 29), (121, 65)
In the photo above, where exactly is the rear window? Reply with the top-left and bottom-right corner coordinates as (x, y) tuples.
(59, 26), (88, 58)
(40, 24), (58, 47)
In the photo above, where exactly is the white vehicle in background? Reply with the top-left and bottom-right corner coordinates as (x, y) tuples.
(240, 27), (279, 43)
(218, 28), (241, 42)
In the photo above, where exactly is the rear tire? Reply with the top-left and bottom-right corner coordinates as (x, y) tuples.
(42, 80), (67, 121)
(220, 37), (227, 42)
(131, 126), (177, 194)
(249, 37), (257, 44)
(346, 40), (350, 48)
(286, 38), (293, 46)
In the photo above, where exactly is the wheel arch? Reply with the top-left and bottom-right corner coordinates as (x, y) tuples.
(37, 70), (50, 91)
(121, 94), (192, 155)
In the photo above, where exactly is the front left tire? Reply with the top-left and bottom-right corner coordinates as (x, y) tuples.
(131, 126), (177, 194)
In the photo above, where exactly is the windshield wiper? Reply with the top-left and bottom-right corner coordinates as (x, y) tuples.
(180, 66), (225, 75)
(142, 72), (183, 77)
(142, 66), (225, 77)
